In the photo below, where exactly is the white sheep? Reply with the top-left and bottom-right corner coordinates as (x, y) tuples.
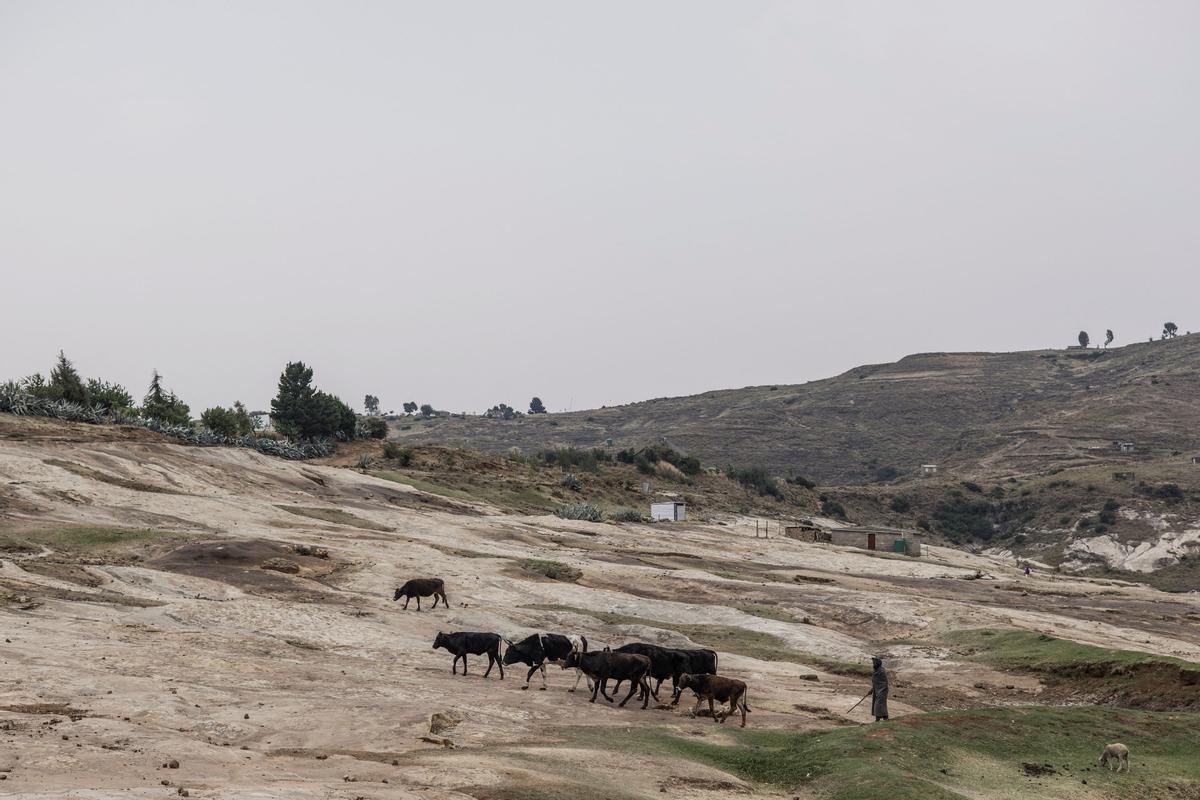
(1098, 743), (1130, 772)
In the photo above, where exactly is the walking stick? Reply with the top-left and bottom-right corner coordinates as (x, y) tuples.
(846, 689), (873, 714)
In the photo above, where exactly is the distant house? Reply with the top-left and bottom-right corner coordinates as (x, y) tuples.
(920, 464), (939, 476)
(785, 523), (922, 557)
(650, 501), (686, 522)
(1191, 456), (1200, 465)
(1117, 442), (1135, 453)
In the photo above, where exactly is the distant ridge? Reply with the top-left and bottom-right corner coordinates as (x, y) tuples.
(389, 336), (1200, 484)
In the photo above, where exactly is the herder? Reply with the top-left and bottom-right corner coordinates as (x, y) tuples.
(871, 656), (889, 722)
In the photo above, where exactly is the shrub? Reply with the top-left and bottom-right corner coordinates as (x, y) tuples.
(356, 416), (389, 439)
(555, 502), (604, 522)
(520, 559), (582, 582)
(356, 454), (374, 470)
(561, 473), (583, 491)
(988, 486), (1005, 499)
(726, 465), (782, 498)
(1136, 482), (1184, 503)
(787, 474), (816, 490)
(609, 508), (643, 522)
(537, 447), (609, 472)
(200, 406), (240, 436)
(961, 480), (983, 493)
(934, 496), (996, 541)
(889, 496), (911, 513)
(874, 466), (900, 482)
(86, 379), (133, 412)
(820, 498), (848, 519)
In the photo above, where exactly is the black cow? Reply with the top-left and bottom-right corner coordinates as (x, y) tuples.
(393, 578), (448, 610)
(612, 643), (677, 701)
(432, 631), (504, 678)
(562, 650), (651, 709)
(502, 633), (589, 691)
(669, 648), (718, 704)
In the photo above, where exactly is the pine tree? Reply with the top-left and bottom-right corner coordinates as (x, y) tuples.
(529, 396), (547, 414)
(141, 370), (190, 425)
(49, 351), (90, 405)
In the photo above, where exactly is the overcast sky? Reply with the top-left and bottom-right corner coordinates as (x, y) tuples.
(2, 2), (1197, 415)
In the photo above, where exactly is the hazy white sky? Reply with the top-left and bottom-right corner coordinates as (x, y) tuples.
(2, 2), (1197, 414)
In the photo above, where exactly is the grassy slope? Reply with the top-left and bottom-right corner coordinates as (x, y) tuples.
(578, 707), (1200, 799)
(948, 629), (1200, 673)
(389, 336), (1200, 484)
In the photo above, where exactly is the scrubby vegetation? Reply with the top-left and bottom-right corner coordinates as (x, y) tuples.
(726, 465), (782, 498)
(609, 507), (643, 522)
(555, 502), (604, 522)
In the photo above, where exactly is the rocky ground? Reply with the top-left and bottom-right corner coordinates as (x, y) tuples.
(1, 417), (1199, 799)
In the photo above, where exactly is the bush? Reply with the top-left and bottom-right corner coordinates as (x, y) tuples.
(961, 480), (983, 493)
(1136, 482), (1184, 503)
(820, 498), (848, 519)
(356, 454), (374, 470)
(787, 474), (816, 490)
(609, 507), (643, 522)
(889, 496), (911, 513)
(356, 416), (389, 439)
(874, 466), (900, 482)
(538, 447), (609, 472)
(934, 496), (996, 541)
(200, 406), (240, 436)
(382, 441), (414, 465)
(726, 465), (782, 498)
(561, 473), (583, 491)
(555, 503), (604, 522)
(86, 379), (133, 412)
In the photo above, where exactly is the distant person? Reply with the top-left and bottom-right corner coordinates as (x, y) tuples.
(1024, 564), (1032, 577)
(871, 656), (889, 722)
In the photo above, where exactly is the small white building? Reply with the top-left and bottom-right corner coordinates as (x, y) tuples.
(1118, 442), (1135, 453)
(650, 501), (686, 522)
(920, 464), (939, 476)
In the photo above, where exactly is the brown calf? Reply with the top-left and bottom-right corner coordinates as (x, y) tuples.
(677, 673), (749, 728)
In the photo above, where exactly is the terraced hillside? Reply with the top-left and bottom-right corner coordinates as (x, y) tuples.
(389, 335), (1200, 484)
(2, 415), (1200, 798)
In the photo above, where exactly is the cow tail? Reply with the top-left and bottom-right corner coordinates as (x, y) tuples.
(713, 651), (718, 675)
(581, 635), (588, 653)
(743, 687), (751, 713)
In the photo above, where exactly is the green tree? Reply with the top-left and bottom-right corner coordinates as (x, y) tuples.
(403, 401), (418, 414)
(1163, 321), (1178, 339)
(269, 361), (355, 440)
(529, 396), (547, 414)
(1104, 329), (1114, 348)
(200, 406), (239, 436)
(364, 394), (380, 415)
(1077, 331), (1089, 348)
(419, 404), (434, 417)
(231, 401), (256, 435)
(48, 351), (90, 404)
(140, 370), (190, 425)
(86, 379), (134, 411)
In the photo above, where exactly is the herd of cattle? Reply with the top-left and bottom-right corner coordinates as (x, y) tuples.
(396, 578), (750, 727)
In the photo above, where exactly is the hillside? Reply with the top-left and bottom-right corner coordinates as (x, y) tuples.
(2, 414), (1200, 799)
(389, 335), (1200, 485)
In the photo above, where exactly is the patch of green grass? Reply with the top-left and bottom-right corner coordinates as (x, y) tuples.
(526, 603), (868, 675)
(44, 459), (185, 495)
(274, 505), (393, 532)
(520, 560), (582, 582)
(371, 471), (477, 501)
(570, 707), (1200, 798)
(0, 526), (179, 551)
(734, 602), (803, 623)
(948, 628), (1200, 673)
